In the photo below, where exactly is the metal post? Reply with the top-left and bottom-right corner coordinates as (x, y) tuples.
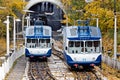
(23, 10), (34, 27)
(13, 17), (21, 51)
(25, 16), (30, 27)
(114, 15), (117, 60)
(66, 17), (68, 27)
(26, 16), (29, 27)
(114, 0), (117, 60)
(113, 0), (117, 68)
(13, 17), (16, 51)
(3, 16), (10, 73)
(28, 13), (30, 26)
(17, 21), (18, 41)
(6, 16), (10, 55)
(96, 18), (98, 27)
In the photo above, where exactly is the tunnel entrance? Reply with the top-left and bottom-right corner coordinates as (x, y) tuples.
(24, 0), (66, 31)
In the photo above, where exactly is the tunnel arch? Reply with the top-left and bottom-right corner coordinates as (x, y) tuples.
(23, 0), (68, 31)
(25, 0), (66, 14)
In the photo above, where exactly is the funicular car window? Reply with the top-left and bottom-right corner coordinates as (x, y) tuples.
(75, 41), (80, 47)
(94, 41), (99, 47)
(32, 39), (35, 43)
(69, 41), (74, 47)
(27, 39), (31, 43)
(41, 39), (45, 43)
(46, 39), (50, 43)
(86, 41), (92, 47)
(81, 41), (84, 47)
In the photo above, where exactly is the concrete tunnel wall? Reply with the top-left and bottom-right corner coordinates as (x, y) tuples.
(22, 0), (68, 31)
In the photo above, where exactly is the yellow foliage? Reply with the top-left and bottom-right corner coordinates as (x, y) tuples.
(102, 63), (120, 80)
(61, 17), (71, 24)
(72, 7), (76, 11)
(0, 38), (6, 56)
(84, 1), (100, 10)
(61, 19), (67, 23)
(61, 0), (72, 12)
(63, 14), (67, 18)
(107, 19), (114, 28)
(84, 0), (116, 30)
(61, 0), (71, 6)
(105, 10), (114, 18)
(0, 0), (26, 17)
(117, 15), (120, 29)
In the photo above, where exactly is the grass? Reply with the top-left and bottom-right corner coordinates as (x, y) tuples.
(0, 38), (24, 66)
(102, 62), (120, 80)
(102, 29), (120, 79)
(102, 29), (120, 60)
(0, 38), (24, 57)
(0, 38), (6, 57)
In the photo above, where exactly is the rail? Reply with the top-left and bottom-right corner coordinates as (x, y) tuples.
(28, 59), (56, 80)
(53, 47), (103, 80)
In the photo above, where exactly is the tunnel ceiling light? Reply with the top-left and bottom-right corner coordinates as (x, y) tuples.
(45, 12), (54, 15)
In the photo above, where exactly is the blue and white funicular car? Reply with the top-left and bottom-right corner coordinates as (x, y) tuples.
(25, 21), (52, 59)
(63, 21), (102, 68)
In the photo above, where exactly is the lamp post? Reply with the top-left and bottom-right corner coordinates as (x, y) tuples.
(25, 16), (30, 27)
(13, 17), (21, 51)
(13, 17), (16, 51)
(4, 16), (10, 56)
(6, 16), (10, 56)
(23, 10), (34, 27)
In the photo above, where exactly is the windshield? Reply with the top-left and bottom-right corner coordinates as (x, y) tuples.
(26, 38), (51, 48)
(68, 40), (101, 54)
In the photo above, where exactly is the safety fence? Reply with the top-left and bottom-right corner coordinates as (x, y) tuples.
(0, 47), (24, 80)
(102, 55), (120, 70)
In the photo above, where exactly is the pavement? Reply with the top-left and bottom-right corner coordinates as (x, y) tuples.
(5, 55), (27, 80)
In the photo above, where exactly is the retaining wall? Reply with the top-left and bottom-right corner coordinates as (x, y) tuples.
(0, 47), (24, 80)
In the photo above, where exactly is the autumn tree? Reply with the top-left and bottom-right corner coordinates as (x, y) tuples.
(61, 0), (86, 25)
(0, 0), (26, 37)
(61, 0), (120, 33)
(84, 0), (120, 33)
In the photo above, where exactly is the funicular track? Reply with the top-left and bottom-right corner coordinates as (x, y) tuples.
(53, 42), (102, 80)
(27, 40), (102, 80)
(28, 59), (56, 80)
(71, 67), (101, 80)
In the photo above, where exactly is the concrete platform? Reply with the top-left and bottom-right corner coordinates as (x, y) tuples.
(5, 55), (27, 80)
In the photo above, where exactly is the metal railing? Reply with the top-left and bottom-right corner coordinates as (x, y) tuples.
(0, 47), (24, 80)
(102, 55), (120, 70)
